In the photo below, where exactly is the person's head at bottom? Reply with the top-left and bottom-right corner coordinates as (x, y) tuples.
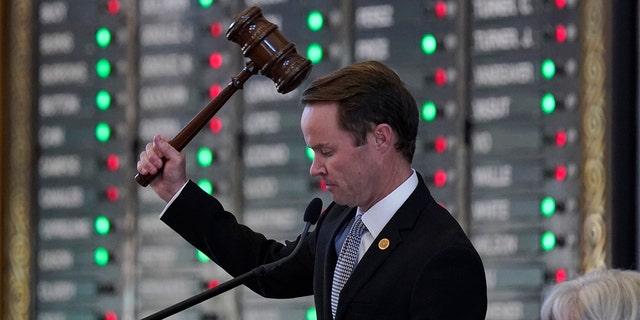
(540, 268), (640, 320)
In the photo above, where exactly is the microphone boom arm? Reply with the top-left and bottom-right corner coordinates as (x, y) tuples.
(141, 196), (322, 320)
(141, 220), (314, 320)
(141, 267), (256, 320)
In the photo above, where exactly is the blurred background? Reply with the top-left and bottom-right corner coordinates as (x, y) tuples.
(1, 0), (638, 319)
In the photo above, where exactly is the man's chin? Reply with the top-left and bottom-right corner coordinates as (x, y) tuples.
(330, 195), (354, 208)
(329, 193), (343, 205)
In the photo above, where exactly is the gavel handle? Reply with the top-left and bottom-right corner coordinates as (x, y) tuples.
(135, 62), (259, 187)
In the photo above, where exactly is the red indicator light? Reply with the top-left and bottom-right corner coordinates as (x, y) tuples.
(106, 154), (120, 172)
(209, 52), (223, 69)
(210, 22), (223, 38)
(106, 186), (119, 202)
(208, 280), (220, 289)
(555, 129), (567, 147)
(434, 68), (447, 86)
(434, 1), (447, 18)
(555, 0), (567, 9)
(555, 25), (567, 43)
(434, 136), (447, 153)
(107, 0), (120, 15)
(555, 268), (567, 283)
(104, 311), (118, 320)
(555, 165), (567, 181)
(209, 116), (223, 134)
(319, 179), (327, 191)
(433, 169), (447, 187)
(209, 84), (221, 99)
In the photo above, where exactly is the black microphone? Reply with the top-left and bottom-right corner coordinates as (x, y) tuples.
(257, 197), (322, 274)
(304, 197), (323, 224)
(141, 197), (323, 320)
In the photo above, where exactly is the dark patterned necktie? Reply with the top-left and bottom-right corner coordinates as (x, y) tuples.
(331, 214), (367, 319)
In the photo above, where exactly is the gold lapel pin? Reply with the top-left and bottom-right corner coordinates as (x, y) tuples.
(378, 238), (390, 250)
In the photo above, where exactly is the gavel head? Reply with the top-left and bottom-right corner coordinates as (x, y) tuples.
(226, 6), (313, 94)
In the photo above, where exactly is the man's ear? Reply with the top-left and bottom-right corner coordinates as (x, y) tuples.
(373, 124), (393, 149)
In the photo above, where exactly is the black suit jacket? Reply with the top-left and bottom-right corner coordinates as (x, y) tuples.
(162, 173), (487, 320)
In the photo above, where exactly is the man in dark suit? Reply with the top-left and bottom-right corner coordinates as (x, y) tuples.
(138, 61), (487, 319)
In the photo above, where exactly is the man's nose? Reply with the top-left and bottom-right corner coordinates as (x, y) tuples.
(309, 157), (326, 177)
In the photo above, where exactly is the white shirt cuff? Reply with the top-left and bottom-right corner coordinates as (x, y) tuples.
(159, 181), (189, 218)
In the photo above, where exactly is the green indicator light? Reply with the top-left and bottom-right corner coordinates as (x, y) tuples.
(541, 231), (556, 251)
(95, 122), (111, 142)
(306, 146), (315, 161)
(198, 179), (213, 195)
(95, 216), (111, 235)
(96, 59), (112, 78)
(307, 11), (324, 31)
(95, 27), (112, 48)
(94, 247), (110, 266)
(196, 250), (210, 263)
(198, 0), (214, 8)
(421, 101), (437, 122)
(541, 93), (556, 114)
(306, 43), (323, 64)
(541, 59), (556, 79)
(197, 147), (214, 167)
(96, 90), (112, 110)
(421, 34), (437, 55)
(306, 307), (317, 320)
(540, 196), (556, 217)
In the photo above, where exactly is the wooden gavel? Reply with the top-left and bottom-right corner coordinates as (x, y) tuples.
(135, 6), (312, 186)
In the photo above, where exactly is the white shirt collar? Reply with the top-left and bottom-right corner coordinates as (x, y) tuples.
(359, 169), (418, 240)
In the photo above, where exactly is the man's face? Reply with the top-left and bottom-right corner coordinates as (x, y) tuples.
(300, 103), (378, 208)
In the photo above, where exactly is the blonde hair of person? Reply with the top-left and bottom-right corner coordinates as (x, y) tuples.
(541, 269), (640, 320)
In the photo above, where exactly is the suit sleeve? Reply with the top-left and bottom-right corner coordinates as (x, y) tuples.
(161, 180), (314, 298)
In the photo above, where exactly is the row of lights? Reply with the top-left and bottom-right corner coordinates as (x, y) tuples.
(420, 93), (564, 123)
(428, 166), (573, 190)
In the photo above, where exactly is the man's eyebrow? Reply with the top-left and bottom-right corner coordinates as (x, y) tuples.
(308, 142), (330, 149)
